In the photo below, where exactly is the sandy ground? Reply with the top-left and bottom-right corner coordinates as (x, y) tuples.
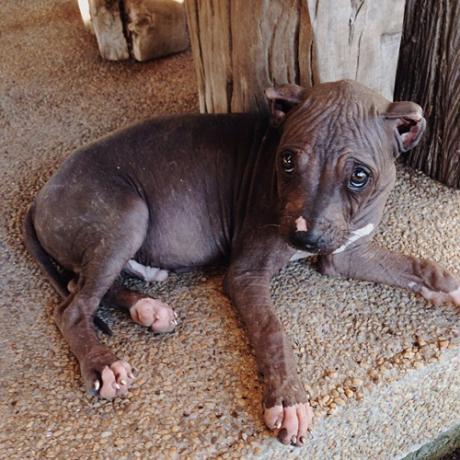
(0, 1), (459, 459)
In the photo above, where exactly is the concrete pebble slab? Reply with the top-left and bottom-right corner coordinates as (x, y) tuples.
(0, 1), (459, 459)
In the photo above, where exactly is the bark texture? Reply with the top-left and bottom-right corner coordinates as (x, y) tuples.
(185, 0), (405, 113)
(395, 0), (460, 188)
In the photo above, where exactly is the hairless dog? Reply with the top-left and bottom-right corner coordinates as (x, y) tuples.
(24, 80), (460, 446)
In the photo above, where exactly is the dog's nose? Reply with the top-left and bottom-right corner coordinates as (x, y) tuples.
(293, 230), (323, 251)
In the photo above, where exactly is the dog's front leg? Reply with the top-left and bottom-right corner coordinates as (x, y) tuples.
(319, 243), (460, 306)
(225, 264), (313, 446)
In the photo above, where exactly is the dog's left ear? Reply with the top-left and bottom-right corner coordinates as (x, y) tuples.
(384, 101), (426, 156)
(265, 84), (306, 126)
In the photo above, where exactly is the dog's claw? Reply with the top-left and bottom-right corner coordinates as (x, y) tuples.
(120, 379), (127, 386)
(93, 380), (100, 392)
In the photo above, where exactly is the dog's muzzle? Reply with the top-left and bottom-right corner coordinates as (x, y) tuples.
(290, 229), (327, 253)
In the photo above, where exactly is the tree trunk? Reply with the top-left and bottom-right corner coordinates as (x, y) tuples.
(185, 0), (405, 113)
(395, 0), (460, 188)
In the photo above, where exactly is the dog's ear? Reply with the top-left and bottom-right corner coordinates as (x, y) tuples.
(265, 84), (306, 126)
(384, 101), (426, 156)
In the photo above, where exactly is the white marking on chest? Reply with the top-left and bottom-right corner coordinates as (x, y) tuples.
(295, 216), (308, 232)
(290, 250), (314, 262)
(333, 223), (375, 254)
(124, 259), (169, 282)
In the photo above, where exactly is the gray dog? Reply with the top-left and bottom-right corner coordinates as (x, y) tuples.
(24, 80), (460, 446)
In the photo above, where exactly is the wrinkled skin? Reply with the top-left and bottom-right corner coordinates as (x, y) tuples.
(24, 80), (459, 447)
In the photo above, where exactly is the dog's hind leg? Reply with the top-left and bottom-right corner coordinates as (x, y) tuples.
(54, 199), (149, 399)
(103, 283), (178, 334)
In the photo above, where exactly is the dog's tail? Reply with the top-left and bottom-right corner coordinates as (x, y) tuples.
(23, 203), (70, 298)
(23, 203), (112, 335)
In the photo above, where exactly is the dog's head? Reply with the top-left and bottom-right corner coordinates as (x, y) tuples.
(265, 80), (426, 255)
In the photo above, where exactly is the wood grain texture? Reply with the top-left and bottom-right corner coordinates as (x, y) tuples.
(125, 0), (189, 61)
(185, 0), (405, 113)
(86, 0), (188, 61)
(307, 0), (405, 99)
(89, 0), (130, 61)
(395, 0), (460, 188)
(186, 0), (313, 113)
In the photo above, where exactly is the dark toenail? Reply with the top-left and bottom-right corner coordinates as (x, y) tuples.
(299, 435), (305, 444)
(89, 380), (100, 396)
(277, 428), (288, 443)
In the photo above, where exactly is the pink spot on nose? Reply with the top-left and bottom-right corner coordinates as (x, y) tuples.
(295, 216), (308, 232)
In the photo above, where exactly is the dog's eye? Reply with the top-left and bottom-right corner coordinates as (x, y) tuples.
(349, 166), (370, 190)
(281, 151), (295, 173)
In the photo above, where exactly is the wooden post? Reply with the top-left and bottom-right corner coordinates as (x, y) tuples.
(395, 0), (460, 188)
(185, 0), (406, 113)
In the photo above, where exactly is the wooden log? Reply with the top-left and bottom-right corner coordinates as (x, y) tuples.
(77, 0), (94, 34)
(394, 0), (460, 188)
(82, 0), (189, 62)
(125, 0), (189, 61)
(88, 0), (130, 61)
(185, 0), (405, 114)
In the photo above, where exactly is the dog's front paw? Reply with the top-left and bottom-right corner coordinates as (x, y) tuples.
(129, 298), (178, 333)
(81, 347), (135, 399)
(420, 286), (460, 306)
(263, 380), (313, 446)
(264, 402), (313, 446)
(410, 281), (460, 306)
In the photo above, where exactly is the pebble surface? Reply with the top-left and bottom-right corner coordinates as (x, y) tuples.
(1, 1), (459, 459)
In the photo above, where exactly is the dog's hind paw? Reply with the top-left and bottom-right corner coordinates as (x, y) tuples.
(130, 298), (178, 333)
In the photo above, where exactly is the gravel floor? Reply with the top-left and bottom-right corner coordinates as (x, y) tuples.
(1, 1), (459, 459)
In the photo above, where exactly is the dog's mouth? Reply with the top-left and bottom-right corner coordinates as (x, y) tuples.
(287, 232), (343, 255)
(282, 222), (349, 255)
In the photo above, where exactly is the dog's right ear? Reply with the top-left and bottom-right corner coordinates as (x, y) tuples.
(265, 84), (306, 126)
(383, 101), (426, 156)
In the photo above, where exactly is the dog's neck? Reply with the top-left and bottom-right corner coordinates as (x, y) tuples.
(230, 119), (281, 238)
